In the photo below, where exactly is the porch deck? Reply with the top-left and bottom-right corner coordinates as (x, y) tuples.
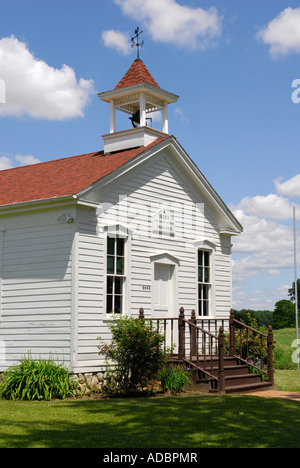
(139, 308), (274, 394)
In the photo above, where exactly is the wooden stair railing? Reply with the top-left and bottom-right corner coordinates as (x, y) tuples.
(229, 309), (274, 386)
(180, 309), (226, 392)
(138, 307), (274, 393)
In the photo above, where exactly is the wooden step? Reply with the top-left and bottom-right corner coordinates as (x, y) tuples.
(225, 373), (262, 387)
(202, 364), (250, 378)
(171, 355), (273, 395)
(190, 355), (238, 366)
(224, 381), (273, 394)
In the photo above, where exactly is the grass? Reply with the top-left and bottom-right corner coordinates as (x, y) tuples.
(272, 328), (300, 392)
(273, 328), (300, 370)
(1, 394), (300, 448)
(275, 370), (300, 392)
(1, 327), (300, 449)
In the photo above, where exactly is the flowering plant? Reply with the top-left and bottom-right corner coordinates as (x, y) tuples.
(98, 315), (168, 393)
(159, 365), (193, 394)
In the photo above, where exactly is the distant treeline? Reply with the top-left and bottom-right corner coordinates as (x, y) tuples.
(234, 309), (273, 328)
(234, 281), (300, 330)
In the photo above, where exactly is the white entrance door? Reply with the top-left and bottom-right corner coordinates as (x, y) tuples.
(153, 263), (177, 351)
(153, 263), (174, 315)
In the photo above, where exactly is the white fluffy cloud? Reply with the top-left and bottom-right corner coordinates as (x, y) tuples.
(0, 156), (14, 171)
(275, 174), (300, 199)
(230, 172), (300, 309)
(102, 30), (131, 55)
(257, 7), (300, 58)
(107, 0), (222, 51)
(0, 36), (94, 120)
(233, 193), (299, 220)
(0, 154), (41, 170)
(231, 208), (296, 310)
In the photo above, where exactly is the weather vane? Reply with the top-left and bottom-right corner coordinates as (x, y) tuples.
(131, 27), (144, 59)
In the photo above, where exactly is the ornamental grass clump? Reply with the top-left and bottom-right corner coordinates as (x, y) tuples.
(98, 315), (168, 394)
(159, 365), (193, 394)
(0, 355), (76, 401)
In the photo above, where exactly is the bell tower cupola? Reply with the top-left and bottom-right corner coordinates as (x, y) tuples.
(98, 28), (179, 153)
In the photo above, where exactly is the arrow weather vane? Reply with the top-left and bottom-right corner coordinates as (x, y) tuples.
(131, 27), (144, 59)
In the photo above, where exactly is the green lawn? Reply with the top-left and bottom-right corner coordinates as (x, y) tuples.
(273, 328), (300, 370)
(1, 327), (300, 449)
(1, 394), (300, 448)
(275, 369), (300, 392)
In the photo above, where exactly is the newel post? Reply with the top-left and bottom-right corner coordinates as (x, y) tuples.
(229, 308), (236, 357)
(178, 307), (185, 360)
(190, 310), (197, 357)
(267, 325), (274, 386)
(138, 307), (145, 320)
(218, 326), (225, 394)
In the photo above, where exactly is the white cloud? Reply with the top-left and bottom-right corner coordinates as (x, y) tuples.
(15, 154), (41, 166)
(113, 0), (222, 50)
(0, 154), (41, 171)
(230, 193), (299, 309)
(232, 283), (290, 311)
(0, 156), (14, 170)
(0, 35), (94, 120)
(229, 171), (300, 309)
(174, 107), (189, 123)
(275, 174), (300, 199)
(257, 7), (300, 58)
(102, 30), (131, 55)
(232, 193), (298, 220)
(231, 209), (294, 256)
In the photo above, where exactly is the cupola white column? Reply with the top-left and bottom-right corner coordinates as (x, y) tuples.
(162, 102), (169, 134)
(110, 100), (116, 134)
(139, 92), (146, 127)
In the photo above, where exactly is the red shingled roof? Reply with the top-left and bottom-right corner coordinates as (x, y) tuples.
(0, 137), (168, 207)
(115, 59), (160, 90)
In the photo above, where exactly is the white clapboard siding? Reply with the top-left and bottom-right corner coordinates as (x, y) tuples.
(74, 152), (233, 372)
(74, 209), (105, 372)
(0, 218), (74, 371)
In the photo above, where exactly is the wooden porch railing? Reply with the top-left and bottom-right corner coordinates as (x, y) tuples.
(229, 309), (274, 385)
(138, 307), (274, 392)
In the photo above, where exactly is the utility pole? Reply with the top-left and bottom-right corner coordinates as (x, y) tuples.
(293, 206), (299, 372)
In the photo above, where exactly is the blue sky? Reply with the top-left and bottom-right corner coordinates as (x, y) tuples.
(1, 0), (300, 310)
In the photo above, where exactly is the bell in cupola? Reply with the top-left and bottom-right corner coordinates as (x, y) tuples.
(98, 28), (179, 153)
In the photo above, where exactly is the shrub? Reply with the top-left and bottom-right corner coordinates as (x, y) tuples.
(224, 313), (270, 368)
(0, 355), (76, 401)
(98, 315), (168, 394)
(159, 365), (193, 394)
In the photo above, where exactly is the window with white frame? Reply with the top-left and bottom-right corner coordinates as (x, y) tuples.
(106, 236), (125, 314)
(197, 249), (211, 317)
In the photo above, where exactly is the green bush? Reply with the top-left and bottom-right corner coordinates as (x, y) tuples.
(0, 355), (76, 401)
(224, 313), (270, 368)
(98, 315), (168, 394)
(159, 365), (193, 394)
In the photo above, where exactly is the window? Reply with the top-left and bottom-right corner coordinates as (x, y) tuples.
(198, 250), (211, 317)
(106, 237), (125, 314)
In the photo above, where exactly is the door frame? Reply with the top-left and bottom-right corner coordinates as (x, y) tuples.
(150, 252), (179, 317)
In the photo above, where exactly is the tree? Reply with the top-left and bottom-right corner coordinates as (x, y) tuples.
(273, 300), (296, 330)
(288, 279), (300, 312)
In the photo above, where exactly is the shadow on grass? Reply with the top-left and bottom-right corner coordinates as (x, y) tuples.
(1, 395), (300, 448)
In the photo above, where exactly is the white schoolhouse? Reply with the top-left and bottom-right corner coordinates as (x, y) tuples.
(0, 58), (242, 374)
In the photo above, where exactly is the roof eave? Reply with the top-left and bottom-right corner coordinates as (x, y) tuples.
(0, 195), (77, 216)
(98, 82), (179, 104)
